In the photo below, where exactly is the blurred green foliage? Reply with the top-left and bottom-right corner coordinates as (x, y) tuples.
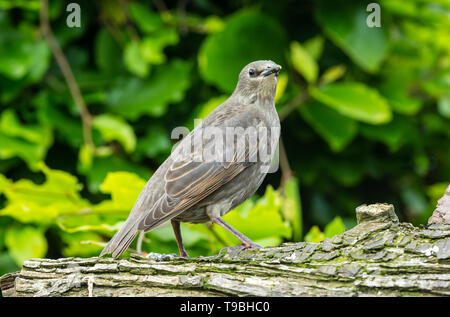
(0, 0), (449, 275)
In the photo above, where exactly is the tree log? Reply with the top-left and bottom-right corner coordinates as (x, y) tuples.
(1, 203), (449, 297)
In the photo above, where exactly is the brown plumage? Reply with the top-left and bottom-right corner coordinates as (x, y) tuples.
(100, 60), (282, 258)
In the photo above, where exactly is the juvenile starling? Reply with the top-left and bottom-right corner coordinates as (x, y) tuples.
(100, 60), (282, 258)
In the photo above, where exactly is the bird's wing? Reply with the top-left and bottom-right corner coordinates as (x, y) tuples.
(137, 111), (266, 231)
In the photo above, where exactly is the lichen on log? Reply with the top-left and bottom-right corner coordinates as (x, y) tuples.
(1, 203), (449, 297)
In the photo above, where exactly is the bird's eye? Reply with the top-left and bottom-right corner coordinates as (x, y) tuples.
(248, 69), (256, 77)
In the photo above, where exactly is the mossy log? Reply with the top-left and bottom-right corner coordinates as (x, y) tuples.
(1, 203), (449, 297)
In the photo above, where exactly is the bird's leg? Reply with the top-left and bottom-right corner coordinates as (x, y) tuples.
(210, 216), (261, 251)
(136, 231), (146, 256)
(171, 220), (189, 258)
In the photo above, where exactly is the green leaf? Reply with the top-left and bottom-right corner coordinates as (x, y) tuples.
(95, 28), (125, 74)
(0, 163), (89, 223)
(377, 71), (422, 116)
(310, 82), (392, 124)
(0, 253), (19, 276)
(199, 10), (287, 92)
(315, 0), (388, 73)
(95, 171), (147, 212)
(79, 144), (94, 170)
(422, 68), (450, 98)
(299, 101), (358, 152)
(0, 214), (11, 251)
(382, 90), (422, 116)
(0, 132), (43, 169)
(140, 29), (179, 65)
(422, 113), (447, 134)
(290, 41), (318, 83)
(438, 95), (450, 118)
(0, 75), (27, 103)
(360, 116), (415, 151)
(320, 64), (346, 84)
(0, 0), (40, 10)
(427, 183), (449, 204)
(0, 173), (12, 193)
(275, 73), (288, 103)
(304, 226), (325, 243)
(61, 232), (104, 257)
(414, 152), (429, 176)
(5, 226), (48, 265)
(0, 109), (52, 145)
(129, 2), (163, 33)
(325, 159), (363, 186)
(203, 15), (225, 33)
(0, 109), (53, 169)
(124, 41), (149, 78)
(304, 217), (345, 243)
(79, 156), (151, 193)
(401, 187), (427, 216)
(303, 36), (324, 61)
(136, 126), (172, 160)
(0, 28), (32, 79)
(34, 90), (85, 147)
(58, 214), (124, 234)
(92, 114), (136, 153)
(107, 60), (191, 119)
(27, 40), (50, 82)
(323, 216), (346, 238)
(0, 20), (49, 81)
(281, 177), (303, 241)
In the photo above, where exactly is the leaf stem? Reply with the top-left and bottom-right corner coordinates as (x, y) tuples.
(39, 0), (95, 152)
(279, 89), (309, 122)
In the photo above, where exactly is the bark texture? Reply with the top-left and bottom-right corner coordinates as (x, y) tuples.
(1, 203), (449, 297)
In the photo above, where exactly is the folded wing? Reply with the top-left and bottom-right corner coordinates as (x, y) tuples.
(137, 111), (266, 231)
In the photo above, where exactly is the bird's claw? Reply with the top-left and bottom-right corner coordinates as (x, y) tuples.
(218, 243), (261, 255)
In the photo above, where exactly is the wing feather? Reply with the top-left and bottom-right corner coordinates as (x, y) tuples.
(136, 111), (266, 231)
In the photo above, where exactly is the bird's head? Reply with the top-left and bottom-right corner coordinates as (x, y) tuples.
(233, 60), (282, 103)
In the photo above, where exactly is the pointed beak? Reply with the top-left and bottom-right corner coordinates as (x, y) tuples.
(263, 64), (282, 77)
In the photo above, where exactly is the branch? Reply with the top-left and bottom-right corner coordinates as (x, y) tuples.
(2, 204), (449, 297)
(119, 0), (140, 42)
(153, 0), (168, 13)
(279, 89), (309, 122)
(276, 89), (309, 187)
(39, 0), (95, 151)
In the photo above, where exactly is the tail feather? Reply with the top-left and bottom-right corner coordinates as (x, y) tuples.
(100, 220), (140, 259)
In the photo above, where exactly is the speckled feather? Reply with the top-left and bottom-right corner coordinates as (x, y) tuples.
(100, 61), (281, 258)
